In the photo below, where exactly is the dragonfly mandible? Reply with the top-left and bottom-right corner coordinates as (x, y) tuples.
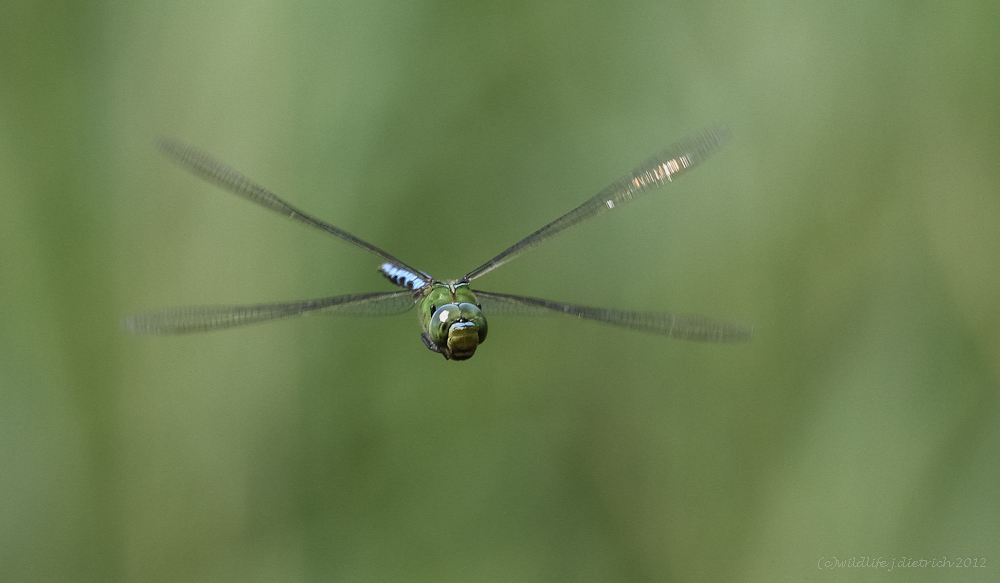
(124, 127), (751, 360)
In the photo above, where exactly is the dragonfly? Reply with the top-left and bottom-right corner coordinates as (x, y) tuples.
(125, 127), (750, 360)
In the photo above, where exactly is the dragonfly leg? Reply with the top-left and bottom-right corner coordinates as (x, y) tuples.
(421, 332), (445, 356)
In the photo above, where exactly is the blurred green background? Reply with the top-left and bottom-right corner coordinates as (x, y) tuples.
(2, 1), (999, 582)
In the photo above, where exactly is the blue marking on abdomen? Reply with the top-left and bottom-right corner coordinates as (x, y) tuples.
(379, 263), (427, 290)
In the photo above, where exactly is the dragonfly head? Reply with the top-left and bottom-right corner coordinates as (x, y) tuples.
(426, 302), (488, 360)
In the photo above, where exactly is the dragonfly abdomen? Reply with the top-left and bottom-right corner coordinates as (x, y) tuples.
(379, 263), (428, 290)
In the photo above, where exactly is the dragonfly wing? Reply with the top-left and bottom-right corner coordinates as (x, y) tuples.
(463, 126), (730, 282)
(157, 138), (430, 279)
(473, 289), (751, 343)
(124, 290), (416, 335)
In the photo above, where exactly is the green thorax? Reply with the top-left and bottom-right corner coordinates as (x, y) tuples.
(418, 282), (488, 361)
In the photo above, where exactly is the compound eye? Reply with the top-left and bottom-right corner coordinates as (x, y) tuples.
(429, 303), (460, 347)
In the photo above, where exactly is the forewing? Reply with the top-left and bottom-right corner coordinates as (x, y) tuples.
(474, 289), (751, 343)
(463, 127), (730, 281)
(124, 290), (416, 335)
(157, 138), (429, 279)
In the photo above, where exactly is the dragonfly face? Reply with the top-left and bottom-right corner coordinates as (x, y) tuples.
(125, 128), (752, 359)
(418, 283), (488, 360)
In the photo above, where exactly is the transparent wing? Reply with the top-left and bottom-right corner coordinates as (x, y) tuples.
(474, 289), (751, 343)
(124, 290), (416, 335)
(157, 138), (430, 279)
(463, 126), (730, 282)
